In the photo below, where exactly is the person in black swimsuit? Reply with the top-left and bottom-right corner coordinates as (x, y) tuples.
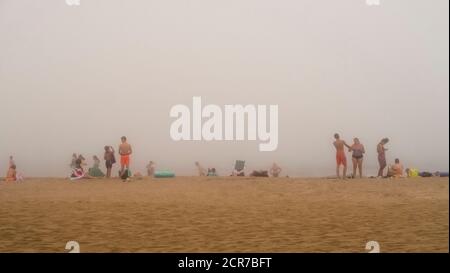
(349, 138), (366, 179)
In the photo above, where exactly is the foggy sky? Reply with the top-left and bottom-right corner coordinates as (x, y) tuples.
(0, 0), (448, 177)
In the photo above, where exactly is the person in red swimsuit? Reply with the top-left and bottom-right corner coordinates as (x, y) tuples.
(333, 133), (351, 179)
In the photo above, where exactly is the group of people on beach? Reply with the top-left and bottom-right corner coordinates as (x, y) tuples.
(333, 133), (404, 179)
(70, 136), (133, 181)
(2, 134), (447, 182)
(333, 133), (448, 179)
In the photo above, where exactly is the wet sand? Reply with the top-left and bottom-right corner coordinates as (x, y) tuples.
(0, 177), (448, 252)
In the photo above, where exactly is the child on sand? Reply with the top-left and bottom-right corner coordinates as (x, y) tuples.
(88, 156), (105, 177)
(70, 159), (93, 180)
(146, 161), (155, 177)
(333, 133), (351, 179)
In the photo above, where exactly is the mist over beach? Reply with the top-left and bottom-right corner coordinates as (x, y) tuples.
(0, 0), (448, 177)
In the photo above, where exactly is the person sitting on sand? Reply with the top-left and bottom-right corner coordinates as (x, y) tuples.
(207, 168), (218, 176)
(78, 154), (87, 167)
(70, 159), (93, 180)
(349, 138), (365, 179)
(103, 146), (116, 178)
(333, 133), (351, 179)
(5, 164), (17, 182)
(377, 138), (389, 178)
(269, 163), (282, 177)
(88, 156), (105, 177)
(146, 161), (156, 177)
(195, 161), (206, 176)
(118, 136), (132, 178)
(387, 158), (404, 178)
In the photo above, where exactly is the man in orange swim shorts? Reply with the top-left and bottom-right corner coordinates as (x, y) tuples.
(119, 136), (132, 178)
(333, 133), (351, 179)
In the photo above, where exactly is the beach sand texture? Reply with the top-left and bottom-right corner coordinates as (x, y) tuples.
(0, 177), (448, 252)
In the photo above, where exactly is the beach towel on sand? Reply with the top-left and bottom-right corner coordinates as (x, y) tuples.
(154, 170), (175, 178)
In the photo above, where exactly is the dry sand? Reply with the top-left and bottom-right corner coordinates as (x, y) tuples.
(0, 177), (448, 253)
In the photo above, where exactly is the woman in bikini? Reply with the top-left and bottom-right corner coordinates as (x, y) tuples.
(377, 138), (389, 177)
(349, 138), (365, 179)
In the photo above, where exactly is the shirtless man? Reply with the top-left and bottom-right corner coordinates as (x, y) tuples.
(377, 138), (389, 177)
(118, 136), (132, 177)
(333, 133), (351, 179)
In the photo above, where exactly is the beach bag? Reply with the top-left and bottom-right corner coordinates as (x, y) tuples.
(408, 168), (419, 178)
(121, 169), (132, 180)
(419, 172), (432, 177)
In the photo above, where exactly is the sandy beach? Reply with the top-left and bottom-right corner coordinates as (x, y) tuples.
(0, 177), (448, 253)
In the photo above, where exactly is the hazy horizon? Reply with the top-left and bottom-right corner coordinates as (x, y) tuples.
(0, 0), (448, 177)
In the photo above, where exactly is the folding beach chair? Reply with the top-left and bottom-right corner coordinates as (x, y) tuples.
(233, 160), (246, 176)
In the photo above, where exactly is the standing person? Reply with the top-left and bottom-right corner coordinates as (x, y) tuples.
(269, 163), (282, 177)
(146, 161), (155, 177)
(118, 136), (132, 178)
(333, 133), (351, 179)
(377, 138), (389, 177)
(70, 153), (78, 169)
(195, 161), (206, 176)
(9, 156), (15, 168)
(104, 146), (116, 178)
(349, 138), (365, 178)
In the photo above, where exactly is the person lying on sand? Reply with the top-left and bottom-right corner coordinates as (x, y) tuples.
(250, 170), (269, 177)
(333, 133), (351, 179)
(269, 163), (282, 177)
(195, 161), (206, 176)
